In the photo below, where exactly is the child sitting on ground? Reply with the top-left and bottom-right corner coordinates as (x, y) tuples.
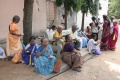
(87, 34), (101, 54)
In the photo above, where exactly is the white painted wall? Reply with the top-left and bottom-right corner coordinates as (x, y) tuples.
(77, 0), (109, 30)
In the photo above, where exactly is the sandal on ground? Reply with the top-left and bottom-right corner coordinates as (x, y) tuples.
(72, 68), (81, 72)
(111, 49), (115, 51)
(78, 66), (82, 69)
(16, 62), (22, 64)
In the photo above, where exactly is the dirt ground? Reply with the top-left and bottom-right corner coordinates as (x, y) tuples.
(0, 37), (120, 80)
(51, 37), (120, 80)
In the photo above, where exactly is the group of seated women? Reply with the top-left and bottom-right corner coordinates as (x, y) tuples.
(0, 27), (102, 76)
(21, 36), (56, 75)
(21, 34), (84, 75)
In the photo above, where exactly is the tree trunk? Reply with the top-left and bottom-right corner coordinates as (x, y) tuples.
(64, 7), (67, 29)
(81, 13), (85, 31)
(23, 0), (34, 45)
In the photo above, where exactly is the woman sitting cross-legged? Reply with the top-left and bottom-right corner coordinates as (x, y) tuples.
(62, 34), (84, 72)
(34, 38), (56, 75)
(22, 36), (38, 66)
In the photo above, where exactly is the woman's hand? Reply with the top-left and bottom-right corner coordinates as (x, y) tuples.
(62, 35), (66, 37)
(42, 49), (49, 53)
(18, 33), (24, 36)
(36, 49), (50, 58)
(49, 56), (53, 59)
(20, 33), (24, 36)
(16, 34), (23, 37)
(26, 50), (30, 53)
(24, 50), (30, 54)
(36, 54), (40, 58)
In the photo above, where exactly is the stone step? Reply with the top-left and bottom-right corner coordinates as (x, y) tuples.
(45, 48), (90, 80)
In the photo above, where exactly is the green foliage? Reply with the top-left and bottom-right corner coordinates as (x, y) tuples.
(108, 0), (120, 19)
(80, 0), (102, 31)
(56, 0), (101, 15)
(56, 0), (101, 30)
(56, 0), (63, 7)
(81, 0), (101, 15)
(56, 0), (82, 13)
(75, 0), (83, 12)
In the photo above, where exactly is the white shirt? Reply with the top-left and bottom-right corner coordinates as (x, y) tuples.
(25, 44), (38, 50)
(68, 29), (78, 39)
(87, 39), (100, 53)
(68, 29), (83, 49)
(46, 29), (56, 41)
(91, 22), (98, 33)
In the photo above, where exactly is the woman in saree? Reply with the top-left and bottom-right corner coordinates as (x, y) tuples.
(34, 38), (56, 75)
(6, 15), (23, 63)
(22, 36), (38, 66)
(109, 21), (119, 51)
(101, 15), (110, 51)
(62, 34), (83, 72)
(85, 24), (92, 39)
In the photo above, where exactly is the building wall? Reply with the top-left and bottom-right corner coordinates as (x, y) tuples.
(56, 6), (77, 29)
(0, 0), (77, 48)
(0, 0), (47, 40)
(46, 0), (56, 27)
(0, 0), (47, 48)
(32, 0), (47, 36)
(0, 0), (24, 40)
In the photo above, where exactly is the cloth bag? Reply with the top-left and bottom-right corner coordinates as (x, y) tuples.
(53, 59), (62, 73)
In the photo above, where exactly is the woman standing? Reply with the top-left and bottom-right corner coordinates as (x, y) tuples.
(109, 21), (119, 51)
(34, 38), (56, 75)
(101, 15), (110, 51)
(6, 15), (23, 63)
(91, 17), (99, 41)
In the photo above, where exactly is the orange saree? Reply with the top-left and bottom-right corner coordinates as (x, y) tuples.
(6, 23), (22, 63)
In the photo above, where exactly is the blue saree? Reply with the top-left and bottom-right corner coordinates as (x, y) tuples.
(34, 45), (56, 75)
(77, 31), (88, 47)
(82, 37), (88, 47)
(22, 43), (38, 65)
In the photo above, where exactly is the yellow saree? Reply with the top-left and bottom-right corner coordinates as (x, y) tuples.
(6, 23), (22, 63)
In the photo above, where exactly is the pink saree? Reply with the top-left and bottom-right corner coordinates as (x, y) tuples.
(109, 25), (119, 50)
(101, 20), (110, 51)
